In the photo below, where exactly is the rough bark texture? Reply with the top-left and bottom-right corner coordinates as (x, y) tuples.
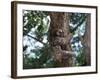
(83, 14), (91, 65)
(48, 12), (74, 67)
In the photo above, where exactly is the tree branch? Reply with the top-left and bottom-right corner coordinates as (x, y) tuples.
(62, 50), (76, 57)
(27, 34), (46, 45)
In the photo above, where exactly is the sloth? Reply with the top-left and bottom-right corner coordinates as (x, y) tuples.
(50, 29), (67, 37)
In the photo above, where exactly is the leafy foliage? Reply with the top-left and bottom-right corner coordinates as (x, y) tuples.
(23, 10), (49, 36)
(23, 10), (55, 69)
(69, 13), (87, 66)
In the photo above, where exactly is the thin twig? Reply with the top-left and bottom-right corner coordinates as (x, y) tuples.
(27, 34), (46, 45)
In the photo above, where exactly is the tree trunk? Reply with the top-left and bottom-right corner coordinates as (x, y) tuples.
(48, 12), (74, 67)
(83, 14), (91, 65)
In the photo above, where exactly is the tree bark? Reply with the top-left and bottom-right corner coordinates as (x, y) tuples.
(83, 14), (91, 65)
(48, 12), (74, 67)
